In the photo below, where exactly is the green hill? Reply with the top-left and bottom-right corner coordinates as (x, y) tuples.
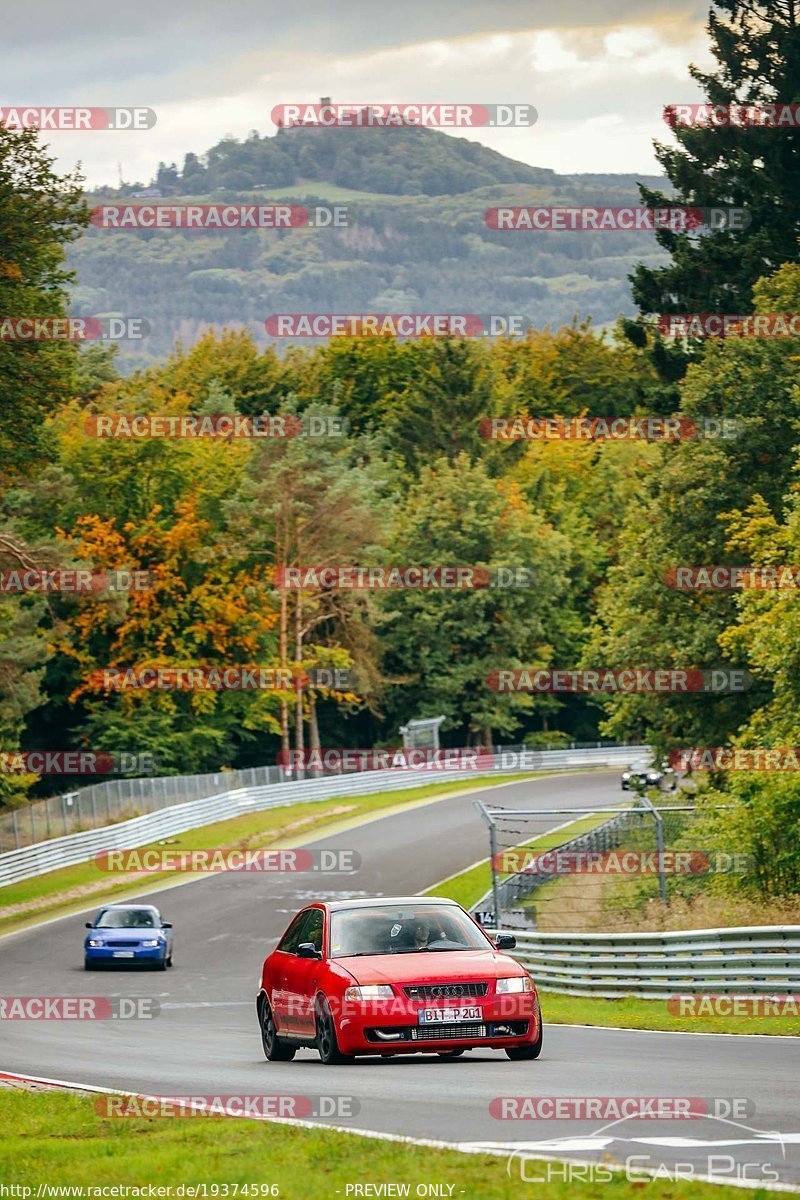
(73, 126), (670, 367)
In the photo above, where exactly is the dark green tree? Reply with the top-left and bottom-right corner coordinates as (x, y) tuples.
(0, 126), (90, 484)
(632, 0), (800, 318)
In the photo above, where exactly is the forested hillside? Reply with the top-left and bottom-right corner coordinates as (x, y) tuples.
(72, 124), (669, 366)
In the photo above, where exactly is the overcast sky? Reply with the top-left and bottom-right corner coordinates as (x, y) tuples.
(3, 0), (715, 187)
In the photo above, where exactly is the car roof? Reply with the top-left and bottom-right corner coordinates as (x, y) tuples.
(98, 903), (160, 912)
(325, 897), (460, 913)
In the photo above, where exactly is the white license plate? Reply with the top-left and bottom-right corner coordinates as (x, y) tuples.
(112, 951), (135, 958)
(418, 1006), (481, 1023)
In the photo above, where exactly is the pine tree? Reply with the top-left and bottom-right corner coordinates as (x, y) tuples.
(632, 0), (800, 317)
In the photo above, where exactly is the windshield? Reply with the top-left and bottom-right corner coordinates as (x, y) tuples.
(329, 904), (492, 958)
(95, 909), (156, 929)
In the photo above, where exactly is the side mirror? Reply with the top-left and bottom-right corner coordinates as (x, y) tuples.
(495, 934), (516, 950)
(162, 922), (173, 929)
(297, 942), (322, 960)
(85, 922), (94, 929)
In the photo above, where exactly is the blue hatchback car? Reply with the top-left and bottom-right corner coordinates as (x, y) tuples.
(84, 904), (174, 970)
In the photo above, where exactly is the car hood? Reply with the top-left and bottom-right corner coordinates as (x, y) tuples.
(334, 948), (525, 985)
(87, 930), (160, 940)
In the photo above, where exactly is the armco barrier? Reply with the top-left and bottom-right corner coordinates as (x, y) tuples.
(0, 746), (644, 888)
(501, 925), (800, 998)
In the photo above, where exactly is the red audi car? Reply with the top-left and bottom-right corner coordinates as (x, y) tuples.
(256, 896), (542, 1064)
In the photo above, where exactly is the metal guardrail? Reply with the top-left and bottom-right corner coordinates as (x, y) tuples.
(500, 925), (800, 998)
(0, 740), (642, 853)
(0, 745), (643, 888)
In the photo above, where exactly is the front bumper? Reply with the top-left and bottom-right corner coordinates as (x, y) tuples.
(337, 992), (540, 1055)
(85, 945), (166, 963)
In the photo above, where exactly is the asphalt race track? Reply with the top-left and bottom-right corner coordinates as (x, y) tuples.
(1, 771), (798, 1188)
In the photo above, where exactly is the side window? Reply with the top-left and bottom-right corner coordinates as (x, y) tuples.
(304, 909), (324, 953)
(278, 911), (311, 955)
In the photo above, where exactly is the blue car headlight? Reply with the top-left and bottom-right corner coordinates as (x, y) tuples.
(86, 938), (104, 947)
(141, 938), (162, 948)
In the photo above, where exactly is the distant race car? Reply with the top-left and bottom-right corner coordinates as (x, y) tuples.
(621, 760), (677, 791)
(256, 896), (542, 1064)
(84, 904), (173, 970)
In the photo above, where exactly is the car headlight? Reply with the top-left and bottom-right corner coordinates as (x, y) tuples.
(344, 985), (394, 1001)
(622, 772), (630, 779)
(496, 976), (534, 994)
(141, 938), (162, 947)
(86, 938), (104, 948)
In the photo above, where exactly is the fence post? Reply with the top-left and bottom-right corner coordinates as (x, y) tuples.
(638, 793), (668, 906)
(12, 807), (19, 849)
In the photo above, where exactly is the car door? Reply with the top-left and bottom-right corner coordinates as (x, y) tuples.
(270, 910), (313, 1034)
(282, 907), (325, 1039)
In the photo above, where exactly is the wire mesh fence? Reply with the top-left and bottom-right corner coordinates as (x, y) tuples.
(0, 739), (634, 853)
(475, 798), (702, 933)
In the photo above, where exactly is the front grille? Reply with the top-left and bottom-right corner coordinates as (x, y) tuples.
(404, 982), (488, 1000)
(412, 1023), (485, 1040)
(106, 941), (140, 948)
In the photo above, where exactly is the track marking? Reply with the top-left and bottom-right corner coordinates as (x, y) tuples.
(1, 1069), (799, 1193)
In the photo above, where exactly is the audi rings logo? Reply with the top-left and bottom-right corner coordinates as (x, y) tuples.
(431, 985), (464, 998)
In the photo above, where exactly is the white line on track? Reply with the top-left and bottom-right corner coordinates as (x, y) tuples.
(2, 1069), (800, 1193)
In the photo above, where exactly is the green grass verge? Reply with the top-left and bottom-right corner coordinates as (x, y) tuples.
(422, 812), (613, 910)
(0, 774), (539, 936)
(542, 990), (800, 1036)
(0, 1087), (763, 1199)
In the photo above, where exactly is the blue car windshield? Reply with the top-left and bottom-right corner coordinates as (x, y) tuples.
(95, 910), (156, 929)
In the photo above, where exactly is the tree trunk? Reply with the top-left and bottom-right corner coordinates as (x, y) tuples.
(308, 691), (321, 778)
(294, 591), (305, 778)
(279, 589), (290, 764)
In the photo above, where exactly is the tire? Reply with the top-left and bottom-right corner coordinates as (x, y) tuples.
(437, 1049), (465, 1058)
(166, 952), (173, 967)
(259, 997), (296, 1062)
(315, 995), (354, 1065)
(154, 957), (167, 971)
(506, 1004), (543, 1061)
(84, 958), (92, 970)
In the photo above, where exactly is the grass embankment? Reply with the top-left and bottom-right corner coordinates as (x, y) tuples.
(0, 1085), (766, 1200)
(0, 774), (539, 936)
(422, 812), (615, 910)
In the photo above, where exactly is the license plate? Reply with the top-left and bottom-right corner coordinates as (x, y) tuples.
(112, 951), (135, 958)
(418, 1006), (481, 1023)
